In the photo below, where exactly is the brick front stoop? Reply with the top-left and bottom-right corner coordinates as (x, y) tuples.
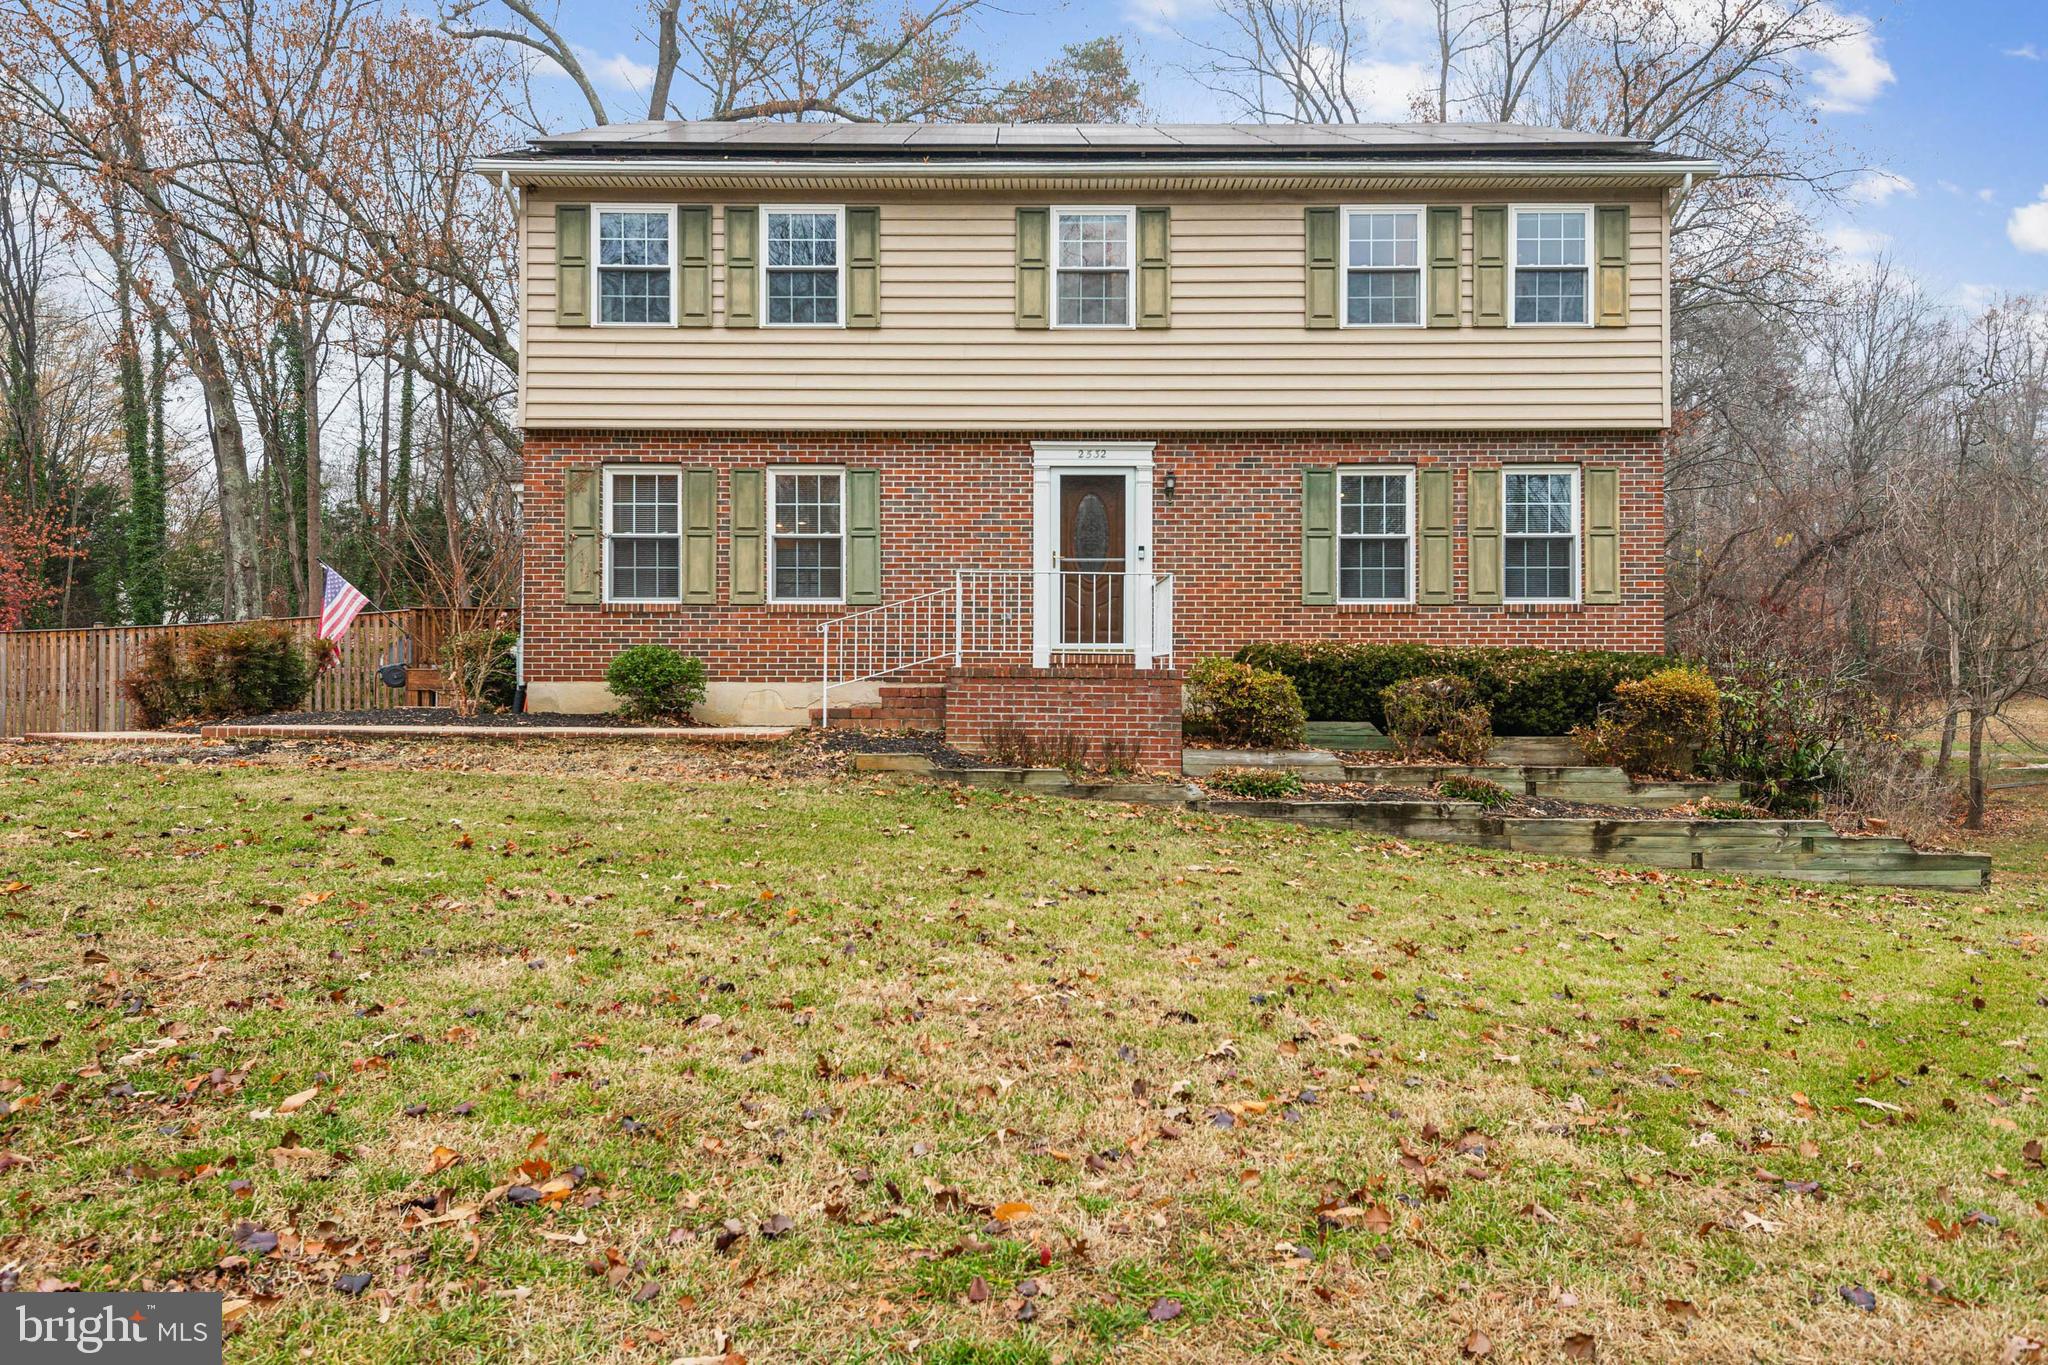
(809, 683), (946, 731)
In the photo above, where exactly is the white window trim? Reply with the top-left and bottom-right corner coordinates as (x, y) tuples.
(1501, 465), (1582, 605)
(766, 464), (849, 605)
(590, 205), (677, 329)
(1049, 205), (1138, 330)
(1507, 204), (1595, 329)
(1339, 206), (1425, 330)
(760, 205), (847, 330)
(1335, 465), (1417, 603)
(600, 464), (684, 605)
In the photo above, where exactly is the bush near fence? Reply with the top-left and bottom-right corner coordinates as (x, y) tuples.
(0, 608), (483, 737)
(1234, 642), (1677, 736)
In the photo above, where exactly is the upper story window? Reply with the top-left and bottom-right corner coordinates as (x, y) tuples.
(1512, 208), (1590, 326)
(1503, 468), (1579, 602)
(1053, 208), (1134, 328)
(596, 209), (674, 325)
(1338, 468), (1413, 601)
(764, 208), (844, 327)
(1343, 209), (1421, 327)
(605, 468), (681, 601)
(770, 468), (845, 602)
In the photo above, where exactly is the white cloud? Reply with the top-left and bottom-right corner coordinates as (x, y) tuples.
(588, 50), (657, 94)
(1124, 0), (1214, 36)
(2009, 188), (2048, 255)
(1825, 224), (1892, 258)
(1936, 179), (1961, 196)
(1953, 282), (1999, 314)
(2006, 43), (2045, 61)
(1342, 58), (1437, 120)
(1978, 187), (1998, 204)
(1845, 168), (1915, 205)
(1811, 13), (1895, 112)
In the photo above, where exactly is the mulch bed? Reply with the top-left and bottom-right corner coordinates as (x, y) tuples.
(238, 708), (677, 729)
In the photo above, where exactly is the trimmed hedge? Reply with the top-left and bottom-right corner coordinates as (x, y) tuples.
(1234, 643), (1677, 736)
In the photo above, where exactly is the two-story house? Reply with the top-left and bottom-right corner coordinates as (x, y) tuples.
(478, 121), (1715, 764)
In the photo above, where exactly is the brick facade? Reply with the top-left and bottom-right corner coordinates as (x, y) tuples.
(943, 666), (1185, 773)
(520, 429), (1665, 716)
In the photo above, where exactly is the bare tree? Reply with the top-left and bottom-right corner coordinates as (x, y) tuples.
(445, 0), (1142, 126)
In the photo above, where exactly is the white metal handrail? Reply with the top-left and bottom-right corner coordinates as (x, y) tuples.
(816, 584), (954, 726)
(817, 569), (1176, 724)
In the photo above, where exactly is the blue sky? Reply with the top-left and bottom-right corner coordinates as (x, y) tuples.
(551, 0), (2047, 306)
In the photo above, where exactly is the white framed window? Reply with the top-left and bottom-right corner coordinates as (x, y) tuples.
(1509, 206), (1592, 326)
(594, 207), (675, 326)
(763, 207), (845, 327)
(603, 467), (682, 602)
(768, 467), (846, 602)
(1337, 467), (1414, 602)
(1052, 207), (1135, 328)
(1342, 207), (1422, 327)
(1502, 467), (1580, 602)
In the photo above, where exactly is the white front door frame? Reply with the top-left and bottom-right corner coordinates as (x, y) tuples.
(1030, 441), (1156, 668)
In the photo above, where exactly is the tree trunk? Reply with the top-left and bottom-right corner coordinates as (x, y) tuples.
(302, 311), (322, 614)
(1965, 707), (1988, 830)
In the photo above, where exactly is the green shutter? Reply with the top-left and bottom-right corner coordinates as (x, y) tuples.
(677, 206), (711, 327)
(563, 468), (600, 604)
(1595, 205), (1629, 327)
(1417, 467), (1453, 603)
(1473, 206), (1507, 328)
(1304, 207), (1339, 329)
(724, 206), (758, 327)
(1426, 206), (1461, 328)
(846, 469), (881, 604)
(682, 468), (716, 603)
(1466, 467), (1502, 604)
(556, 205), (590, 327)
(1015, 208), (1049, 329)
(1302, 468), (1336, 604)
(1136, 206), (1171, 329)
(846, 207), (880, 328)
(729, 468), (764, 603)
(1583, 466), (1621, 603)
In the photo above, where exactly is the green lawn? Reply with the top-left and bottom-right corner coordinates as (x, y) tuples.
(1, 739), (2044, 1363)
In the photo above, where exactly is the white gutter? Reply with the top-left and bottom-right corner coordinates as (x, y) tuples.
(472, 154), (1720, 182)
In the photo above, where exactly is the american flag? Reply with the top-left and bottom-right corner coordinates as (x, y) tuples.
(316, 563), (371, 670)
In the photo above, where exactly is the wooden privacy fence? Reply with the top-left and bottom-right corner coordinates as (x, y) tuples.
(0, 608), (473, 737)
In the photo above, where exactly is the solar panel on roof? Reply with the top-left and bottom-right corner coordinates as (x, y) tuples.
(522, 118), (1657, 156)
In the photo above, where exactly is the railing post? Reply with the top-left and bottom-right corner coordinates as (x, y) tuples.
(953, 571), (964, 666)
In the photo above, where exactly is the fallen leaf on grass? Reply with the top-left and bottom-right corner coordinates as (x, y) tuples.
(426, 1145), (462, 1175)
(1461, 1328), (1493, 1358)
(277, 1087), (318, 1114)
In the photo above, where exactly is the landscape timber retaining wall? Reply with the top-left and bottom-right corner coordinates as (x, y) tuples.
(854, 755), (1991, 890)
(1180, 748), (1741, 808)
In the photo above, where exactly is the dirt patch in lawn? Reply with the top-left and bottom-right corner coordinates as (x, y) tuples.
(238, 707), (675, 728)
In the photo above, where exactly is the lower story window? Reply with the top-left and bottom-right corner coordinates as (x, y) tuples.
(1503, 468), (1578, 601)
(607, 469), (680, 601)
(1338, 468), (1412, 601)
(770, 468), (845, 601)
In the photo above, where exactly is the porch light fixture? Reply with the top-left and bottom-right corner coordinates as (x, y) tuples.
(1162, 471), (1178, 500)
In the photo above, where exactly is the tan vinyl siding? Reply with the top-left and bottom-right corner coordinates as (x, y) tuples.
(522, 191), (1669, 431)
